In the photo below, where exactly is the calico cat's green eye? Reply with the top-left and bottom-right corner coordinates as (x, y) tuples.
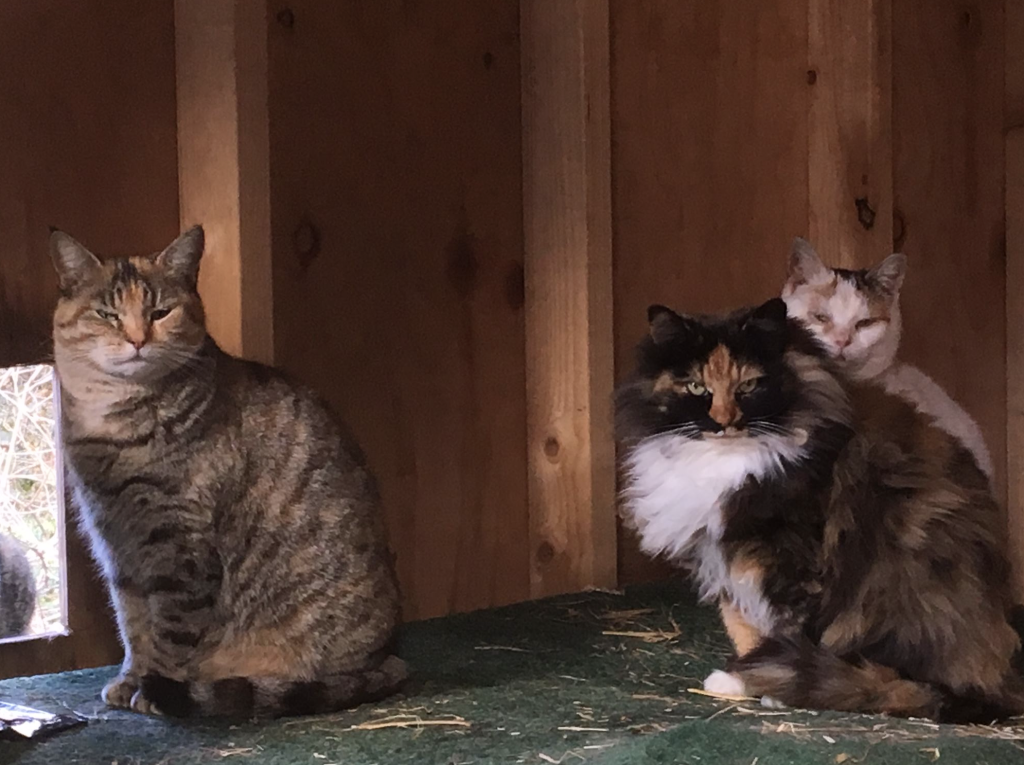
(812, 312), (830, 323)
(95, 308), (118, 322)
(736, 378), (759, 395)
(685, 381), (707, 396)
(150, 308), (172, 321)
(855, 318), (879, 330)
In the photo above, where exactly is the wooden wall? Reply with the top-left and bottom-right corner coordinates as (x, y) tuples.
(612, 1), (1009, 585)
(0, 0), (179, 677)
(0, 2), (1014, 678)
(266, 0), (528, 620)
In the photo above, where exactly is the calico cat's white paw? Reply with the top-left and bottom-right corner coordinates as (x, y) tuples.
(102, 674), (139, 708)
(703, 669), (748, 697)
(761, 695), (786, 709)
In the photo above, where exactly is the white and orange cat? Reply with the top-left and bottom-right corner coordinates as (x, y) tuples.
(781, 238), (993, 481)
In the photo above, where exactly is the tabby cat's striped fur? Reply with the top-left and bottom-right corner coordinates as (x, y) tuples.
(51, 226), (405, 718)
(0, 534), (36, 638)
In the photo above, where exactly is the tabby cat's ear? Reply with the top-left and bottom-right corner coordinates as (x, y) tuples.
(788, 237), (827, 284)
(50, 229), (103, 295)
(155, 225), (205, 288)
(868, 252), (906, 296)
(648, 304), (695, 345)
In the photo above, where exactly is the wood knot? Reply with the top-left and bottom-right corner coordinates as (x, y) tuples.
(536, 541), (556, 564)
(292, 219), (321, 269)
(854, 197), (876, 230)
(806, 69), (818, 85)
(275, 8), (295, 29)
(543, 436), (560, 461)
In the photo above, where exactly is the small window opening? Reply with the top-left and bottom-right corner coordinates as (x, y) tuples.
(0, 364), (67, 642)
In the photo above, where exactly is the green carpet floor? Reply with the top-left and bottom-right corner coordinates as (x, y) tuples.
(3, 581), (1024, 764)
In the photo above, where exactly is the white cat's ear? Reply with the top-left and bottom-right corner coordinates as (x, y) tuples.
(50, 229), (103, 295)
(155, 225), (205, 288)
(788, 237), (827, 284)
(869, 252), (907, 295)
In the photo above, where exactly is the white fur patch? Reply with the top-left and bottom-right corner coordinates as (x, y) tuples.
(622, 433), (806, 633)
(703, 670), (748, 697)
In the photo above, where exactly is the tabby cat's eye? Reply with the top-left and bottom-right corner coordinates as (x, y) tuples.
(150, 308), (172, 321)
(685, 381), (707, 396)
(95, 308), (118, 322)
(855, 318), (879, 330)
(812, 312), (830, 323)
(736, 378), (759, 395)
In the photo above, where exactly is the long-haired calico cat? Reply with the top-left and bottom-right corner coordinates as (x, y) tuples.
(51, 226), (406, 717)
(782, 238), (993, 481)
(616, 297), (1021, 722)
(0, 534), (36, 637)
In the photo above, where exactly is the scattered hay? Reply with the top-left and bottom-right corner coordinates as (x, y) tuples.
(340, 714), (471, 732)
(686, 687), (755, 702)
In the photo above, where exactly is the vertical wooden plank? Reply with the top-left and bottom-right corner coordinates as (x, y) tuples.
(893, 0), (1006, 513)
(611, 1), (810, 585)
(175, 0), (274, 364)
(808, 0), (893, 267)
(0, 0), (178, 676)
(267, 1), (528, 619)
(1008, 128), (1024, 599)
(1006, 1), (1024, 599)
(521, 0), (616, 597)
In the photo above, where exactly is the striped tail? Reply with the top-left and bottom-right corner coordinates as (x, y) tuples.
(140, 654), (408, 718)
(726, 637), (1024, 724)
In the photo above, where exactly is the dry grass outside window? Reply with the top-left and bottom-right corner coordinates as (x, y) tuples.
(0, 364), (64, 637)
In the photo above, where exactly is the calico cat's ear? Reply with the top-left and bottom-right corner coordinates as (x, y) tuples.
(154, 225), (205, 288)
(749, 297), (789, 326)
(743, 298), (789, 355)
(868, 252), (907, 296)
(50, 229), (103, 295)
(788, 237), (828, 284)
(648, 304), (695, 345)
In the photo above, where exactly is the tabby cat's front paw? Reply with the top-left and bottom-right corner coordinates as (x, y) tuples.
(101, 674), (140, 708)
(130, 689), (164, 716)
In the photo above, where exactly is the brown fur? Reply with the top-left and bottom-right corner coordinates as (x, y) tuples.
(617, 298), (1023, 722)
(51, 227), (406, 718)
(719, 599), (763, 657)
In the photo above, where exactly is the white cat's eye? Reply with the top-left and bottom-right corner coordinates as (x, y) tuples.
(736, 378), (759, 395)
(812, 312), (830, 323)
(855, 318), (880, 330)
(150, 308), (172, 321)
(685, 381), (707, 396)
(95, 308), (118, 322)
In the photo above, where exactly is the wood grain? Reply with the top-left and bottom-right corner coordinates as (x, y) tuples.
(267, 0), (528, 619)
(521, 0), (617, 598)
(611, 0), (810, 584)
(1006, 3), (1024, 600)
(175, 0), (274, 364)
(1008, 128), (1024, 602)
(0, 0), (178, 676)
(892, 0), (1006, 511)
(808, 0), (893, 267)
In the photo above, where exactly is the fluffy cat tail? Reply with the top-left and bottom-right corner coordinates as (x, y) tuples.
(139, 654), (408, 718)
(724, 637), (1024, 724)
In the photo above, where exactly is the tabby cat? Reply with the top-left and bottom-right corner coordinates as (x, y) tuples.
(782, 238), (993, 480)
(51, 226), (405, 717)
(0, 534), (36, 638)
(616, 297), (1022, 722)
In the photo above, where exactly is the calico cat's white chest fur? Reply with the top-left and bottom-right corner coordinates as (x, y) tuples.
(622, 434), (804, 632)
